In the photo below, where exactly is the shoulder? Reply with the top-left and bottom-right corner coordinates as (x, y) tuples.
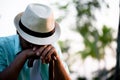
(0, 34), (18, 49)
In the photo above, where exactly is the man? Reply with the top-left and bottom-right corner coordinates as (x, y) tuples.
(0, 3), (70, 80)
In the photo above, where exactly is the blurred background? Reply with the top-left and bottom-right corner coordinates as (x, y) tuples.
(0, 0), (119, 80)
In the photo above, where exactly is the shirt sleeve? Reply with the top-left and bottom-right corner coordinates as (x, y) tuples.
(0, 47), (7, 72)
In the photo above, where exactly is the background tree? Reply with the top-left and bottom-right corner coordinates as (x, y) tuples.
(115, 13), (120, 80)
(52, 0), (117, 80)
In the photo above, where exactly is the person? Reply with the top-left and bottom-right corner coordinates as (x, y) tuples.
(0, 3), (71, 80)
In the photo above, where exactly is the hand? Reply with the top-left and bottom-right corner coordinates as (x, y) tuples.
(20, 48), (36, 58)
(34, 45), (58, 64)
(25, 45), (58, 67)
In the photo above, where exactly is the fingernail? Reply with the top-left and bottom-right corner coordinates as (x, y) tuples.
(33, 47), (36, 51)
(40, 56), (43, 59)
(54, 56), (57, 60)
(36, 52), (39, 56)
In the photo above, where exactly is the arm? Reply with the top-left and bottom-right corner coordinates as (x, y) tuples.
(35, 45), (71, 80)
(0, 49), (34, 80)
(51, 53), (71, 80)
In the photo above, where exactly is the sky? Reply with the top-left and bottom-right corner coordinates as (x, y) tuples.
(0, 0), (119, 38)
(0, 0), (54, 36)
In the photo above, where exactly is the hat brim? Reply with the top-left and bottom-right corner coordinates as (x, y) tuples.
(14, 13), (61, 45)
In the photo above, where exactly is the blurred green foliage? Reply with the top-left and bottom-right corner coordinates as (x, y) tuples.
(53, 0), (116, 79)
(77, 25), (115, 60)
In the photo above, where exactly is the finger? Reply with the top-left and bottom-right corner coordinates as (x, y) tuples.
(45, 48), (54, 59)
(51, 54), (57, 61)
(45, 47), (55, 60)
(41, 45), (53, 59)
(42, 58), (45, 64)
(32, 46), (37, 51)
(35, 45), (47, 56)
(45, 57), (51, 64)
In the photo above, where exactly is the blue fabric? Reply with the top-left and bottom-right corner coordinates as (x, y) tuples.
(0, 34), (69, 80)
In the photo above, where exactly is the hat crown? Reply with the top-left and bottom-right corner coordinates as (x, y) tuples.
(21, 3), (55, 33)
(14, 3), (61, 45)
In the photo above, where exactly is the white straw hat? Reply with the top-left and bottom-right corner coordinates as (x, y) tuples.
(14, 3), (61, 45)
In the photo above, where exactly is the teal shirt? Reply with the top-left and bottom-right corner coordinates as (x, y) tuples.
(0, 35), (68, 80)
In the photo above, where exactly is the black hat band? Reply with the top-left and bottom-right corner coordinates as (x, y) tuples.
(19, 20), (55, 38)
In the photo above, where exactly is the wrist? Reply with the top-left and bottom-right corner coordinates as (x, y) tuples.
(21, 49), (35, 59)
(19, 51), (28, 60)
